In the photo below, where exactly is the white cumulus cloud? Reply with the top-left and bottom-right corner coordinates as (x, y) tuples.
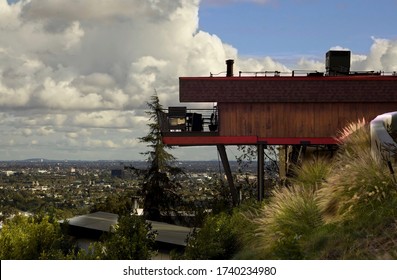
(1, 0), (397, 160)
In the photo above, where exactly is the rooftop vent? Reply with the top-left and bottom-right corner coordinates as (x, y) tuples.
(326, 50), (351, 76)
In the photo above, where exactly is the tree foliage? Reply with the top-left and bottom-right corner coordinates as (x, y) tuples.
(236, 145), (280, 199)
(90, 193), (137, 216)
(79, 215), (157, 260)
(138, 94), (182, 221)
(183, 205), (258, 260)
(0, 214), (75, 259)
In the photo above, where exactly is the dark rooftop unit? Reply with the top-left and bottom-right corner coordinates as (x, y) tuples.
(326, 50), (351, 76)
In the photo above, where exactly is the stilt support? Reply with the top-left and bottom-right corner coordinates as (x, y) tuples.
(217, 145), (239, 206)
(257, 143), (265, 201)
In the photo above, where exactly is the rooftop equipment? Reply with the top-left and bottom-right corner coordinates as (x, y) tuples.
(326, 50), (351, 76)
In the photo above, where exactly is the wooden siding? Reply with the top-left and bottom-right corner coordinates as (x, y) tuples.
(218, 102), (397, 138)
(178, 75), (397, 140)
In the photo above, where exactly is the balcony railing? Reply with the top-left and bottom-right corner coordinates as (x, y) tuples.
(158, 107), (219, 134)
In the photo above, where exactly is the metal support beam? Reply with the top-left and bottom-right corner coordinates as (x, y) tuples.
(217, 145), (239, 206)
(257, 143), (265, 201)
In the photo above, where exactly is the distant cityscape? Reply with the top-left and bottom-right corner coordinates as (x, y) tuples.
(0, 159), (256, 173)
(0, 159), (258, 226)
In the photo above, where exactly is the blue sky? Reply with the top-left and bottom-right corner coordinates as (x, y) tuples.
(0, 0), (397, 160)
(199, 0), (397, 60)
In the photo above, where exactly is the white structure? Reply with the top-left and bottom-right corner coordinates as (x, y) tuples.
(370, 112), (397, 164)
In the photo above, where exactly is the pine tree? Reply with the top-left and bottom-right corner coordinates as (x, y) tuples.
(139, 94), (182, 221)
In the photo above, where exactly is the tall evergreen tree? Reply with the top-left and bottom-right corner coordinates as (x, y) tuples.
(139, 94), (182, 221)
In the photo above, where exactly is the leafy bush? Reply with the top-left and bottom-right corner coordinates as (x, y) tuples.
(0, 215), (75, 259)
(183, 205), (257, 260)
(78, 215), (157, 260)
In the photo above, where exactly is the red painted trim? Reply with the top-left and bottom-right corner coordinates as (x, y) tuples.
(162, 136), (258, 146)
(180, 76), (397, 82)
(162, 135), (338, 146)
(257, 137), (338, 145)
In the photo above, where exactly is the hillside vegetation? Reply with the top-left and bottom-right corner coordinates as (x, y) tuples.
(2, 121), (397, 260)
(186, 121), (397, 259)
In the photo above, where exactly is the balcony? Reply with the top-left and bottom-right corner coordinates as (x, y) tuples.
(158, 106), (219, 136)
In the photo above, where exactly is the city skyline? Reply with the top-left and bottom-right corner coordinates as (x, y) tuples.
(1, 0), (396, 160)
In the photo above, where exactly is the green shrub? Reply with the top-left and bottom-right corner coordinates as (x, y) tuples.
(78, 215), (157, 260)
(0, 215), (75, 259)
(183, 206), (257, 260)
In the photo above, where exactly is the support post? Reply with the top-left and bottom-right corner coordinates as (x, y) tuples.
(278, 145), (287, 181)
(217, 145), (239, 206)
(257, 143), (265, 201)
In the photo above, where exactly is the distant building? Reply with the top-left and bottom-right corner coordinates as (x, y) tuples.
(111, 169), (124, 179)
(4, 171), (15, 176)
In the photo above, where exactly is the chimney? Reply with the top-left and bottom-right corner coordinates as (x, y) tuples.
(226, 59), (234, 77)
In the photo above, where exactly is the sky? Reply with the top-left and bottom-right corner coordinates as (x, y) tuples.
(0, 0), (396, 161)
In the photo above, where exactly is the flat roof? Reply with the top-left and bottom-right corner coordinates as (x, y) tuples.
(149, 220), (193, 246)
(67, 211), (118, 232)
(65, 212), (193, 246)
